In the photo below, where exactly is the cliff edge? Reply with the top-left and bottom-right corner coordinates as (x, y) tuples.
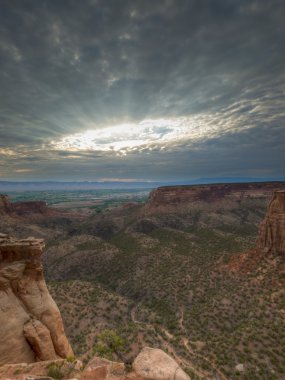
(144, 182), (285, 214)
(0, 233), (73, 365)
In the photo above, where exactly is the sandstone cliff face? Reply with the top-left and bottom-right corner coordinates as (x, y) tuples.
(256, 190), (285, 255)
(0, 233), (73, 365)
(144, 182), (285, 214)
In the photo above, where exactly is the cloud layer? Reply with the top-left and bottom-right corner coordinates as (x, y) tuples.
(0, 0), (284, 180)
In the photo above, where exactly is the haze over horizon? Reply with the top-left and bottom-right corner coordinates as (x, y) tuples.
(0, 0), (284, 182)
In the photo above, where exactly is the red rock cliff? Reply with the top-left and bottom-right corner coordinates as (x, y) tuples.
(0, 234), (73, 365)
(256, 190), (285, 255)
(144, 182), (285, 213)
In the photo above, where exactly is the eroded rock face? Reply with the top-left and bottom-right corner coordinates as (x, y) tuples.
(256, 190), (285, 255)
(224, 190), (285, 273)
(0, 234), (73, 365)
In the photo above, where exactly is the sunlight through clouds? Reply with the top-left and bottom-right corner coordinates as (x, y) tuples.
(50, 116), (221, 154)
(50, 110), (257, 155)
(51, 119), (183, 153)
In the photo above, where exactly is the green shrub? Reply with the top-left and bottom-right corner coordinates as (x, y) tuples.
(47, 363), (64, 380)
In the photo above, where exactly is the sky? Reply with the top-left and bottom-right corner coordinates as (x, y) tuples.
(0, 0), (284, 182)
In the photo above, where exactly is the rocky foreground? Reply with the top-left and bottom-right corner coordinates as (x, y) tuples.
(0, 347), (190, 380)
(0, 234), (191, 380)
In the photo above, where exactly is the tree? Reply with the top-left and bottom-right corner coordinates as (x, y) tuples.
(93, 329), (126, 361)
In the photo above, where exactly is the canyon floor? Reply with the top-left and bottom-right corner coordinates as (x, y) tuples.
(1, 183), (285, 380)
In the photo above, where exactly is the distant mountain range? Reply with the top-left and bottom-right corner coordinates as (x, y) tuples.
(0, 177), (284, 191)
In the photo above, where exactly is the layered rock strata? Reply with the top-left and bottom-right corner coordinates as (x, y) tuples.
(144, 182), (285, 214)
(0, 234), (73, 365)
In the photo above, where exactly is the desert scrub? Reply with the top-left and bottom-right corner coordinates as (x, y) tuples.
(93, 329), (126, 361)
(46, 363), (64, 380)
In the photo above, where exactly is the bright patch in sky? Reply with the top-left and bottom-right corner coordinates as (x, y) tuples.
(51, 115), (239, 155)
(52, 118), (188, 153)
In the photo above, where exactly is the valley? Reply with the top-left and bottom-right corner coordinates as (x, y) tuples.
(6, 188), (150, 215)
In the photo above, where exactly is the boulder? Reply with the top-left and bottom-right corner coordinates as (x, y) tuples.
(133, 347), (190, 380)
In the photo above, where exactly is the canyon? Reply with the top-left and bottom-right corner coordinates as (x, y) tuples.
(0, 181), (285, 380)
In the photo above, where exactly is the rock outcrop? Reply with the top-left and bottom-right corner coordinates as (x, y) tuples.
(0, 234), (73, 365)
(80, 356), (125, 380)
(133, 347), (190, 380)
(0, 349), (191, 380)
(0, 194), (48, 215)
(225, 190), (285, 273)
(0, 194), (86, 222)
(256, 190), (285, 255)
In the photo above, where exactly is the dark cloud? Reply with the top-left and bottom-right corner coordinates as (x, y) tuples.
(0, 0), (284, 180)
